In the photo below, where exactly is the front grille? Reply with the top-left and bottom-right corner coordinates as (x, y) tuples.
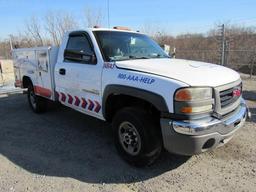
(219, 84), (242, 108)
(214, 80), (242, 117)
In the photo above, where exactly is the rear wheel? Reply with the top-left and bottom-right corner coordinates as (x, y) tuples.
(113, 107), (162, 166)
(27, 84), (47, 113)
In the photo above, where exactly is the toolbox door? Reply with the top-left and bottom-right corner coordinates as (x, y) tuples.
(34, 50), (53, 100)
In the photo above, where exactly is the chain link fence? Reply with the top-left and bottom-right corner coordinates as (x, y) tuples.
(175, 49), (256, 78)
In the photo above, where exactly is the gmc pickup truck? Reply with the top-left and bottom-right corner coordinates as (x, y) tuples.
(12, 27), (249, 166)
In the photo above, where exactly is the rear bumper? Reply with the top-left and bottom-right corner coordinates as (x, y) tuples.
(160, 99), (248, 156)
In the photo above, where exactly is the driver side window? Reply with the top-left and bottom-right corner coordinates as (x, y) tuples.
(64, 34), (96, 64)
(66, 35), (93, 55)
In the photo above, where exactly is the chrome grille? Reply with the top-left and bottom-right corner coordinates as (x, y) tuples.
(214, 80), (242, 116)
(220, 84), (241, 108)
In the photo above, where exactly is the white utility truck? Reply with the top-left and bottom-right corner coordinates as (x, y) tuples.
(12, 27), (249, 166)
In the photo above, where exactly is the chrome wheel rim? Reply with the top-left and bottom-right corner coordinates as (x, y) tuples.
(118, 121), (141, 156)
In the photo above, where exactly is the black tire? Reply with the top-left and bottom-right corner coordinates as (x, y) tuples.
(27, 84), (47, 113)
(113, 107), (162, 166)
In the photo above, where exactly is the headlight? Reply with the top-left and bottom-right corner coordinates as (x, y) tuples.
(174, 87), (214, 115)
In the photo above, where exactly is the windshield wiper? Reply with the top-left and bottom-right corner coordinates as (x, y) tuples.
(149, 54), (162, 58)
(128, 55), (150, 59)
(149, 53), (171, 58)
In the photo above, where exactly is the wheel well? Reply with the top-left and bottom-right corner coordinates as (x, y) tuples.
(22, 76), (32, 88)
(104, 94), (160, 122)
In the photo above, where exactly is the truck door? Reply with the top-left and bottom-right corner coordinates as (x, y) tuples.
(54, 32), (103, 119)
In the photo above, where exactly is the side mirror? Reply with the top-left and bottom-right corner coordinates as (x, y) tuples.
(64, 49), (96, 64)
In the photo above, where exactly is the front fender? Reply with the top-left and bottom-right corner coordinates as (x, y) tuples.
(102, 84), (169, 118)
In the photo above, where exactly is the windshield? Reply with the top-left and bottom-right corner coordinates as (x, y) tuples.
(94, 31), (170, 62)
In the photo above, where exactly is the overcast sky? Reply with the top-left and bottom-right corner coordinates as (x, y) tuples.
(0, 0), (255, 38)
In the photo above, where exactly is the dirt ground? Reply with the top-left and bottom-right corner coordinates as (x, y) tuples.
(0, 73), (255, 192)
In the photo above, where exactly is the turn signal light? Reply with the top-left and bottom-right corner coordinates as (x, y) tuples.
(175, 87), (212, 102)
(180, 106), (193, 113)
(175, 89), (192, 101)
(180, 105), (213, 114)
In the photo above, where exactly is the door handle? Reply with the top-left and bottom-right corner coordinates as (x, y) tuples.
(59, 68), (66, 75)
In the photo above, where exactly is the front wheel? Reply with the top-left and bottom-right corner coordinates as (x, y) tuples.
(113, 107), (162, 166)
(27, 84), (47, 113)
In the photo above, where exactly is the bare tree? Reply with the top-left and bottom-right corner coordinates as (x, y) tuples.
(2, 12), (256, 76)
(56, 12), (78, 40)
(84, 8), (103, 27)
(25, 16), (44, 46)
(140, 22), (160, 36)
(8, 32), (37, 48)
(45, 12), (78, 46)
(45, 12), (60, 46)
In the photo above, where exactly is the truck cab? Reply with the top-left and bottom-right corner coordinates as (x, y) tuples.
(12, 27), (249, 166)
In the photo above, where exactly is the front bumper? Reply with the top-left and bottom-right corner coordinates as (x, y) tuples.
(160, 99), (248, 156)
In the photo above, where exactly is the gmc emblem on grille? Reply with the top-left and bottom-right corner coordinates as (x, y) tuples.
(233, 89), (241, 97)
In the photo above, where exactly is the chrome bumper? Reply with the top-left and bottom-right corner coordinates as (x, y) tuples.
(172, 99), (248, 136)
(160, 99), (248, 155)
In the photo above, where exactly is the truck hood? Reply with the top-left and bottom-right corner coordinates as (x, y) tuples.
(115, 58), (240, 87)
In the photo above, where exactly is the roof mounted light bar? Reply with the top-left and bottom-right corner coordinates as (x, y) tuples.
(113, 26), (131, 31)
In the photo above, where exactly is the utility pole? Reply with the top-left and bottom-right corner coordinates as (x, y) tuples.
(0, 60), (3, 87)
(224, 40), (230, 66)
(250, 53), (256, 79)
(219, 24), (225, 65)
(9, 35), (13, 50)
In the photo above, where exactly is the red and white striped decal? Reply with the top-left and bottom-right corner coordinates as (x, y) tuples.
(94, 101), (101, 113)
(74, 96), (80, 106)
(60, 92), (66, 102)
(88, 99), (94, 111)
(57, 92), (101, 113)
(81, 98), (88, 108)
(67, 94), (73, 104)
